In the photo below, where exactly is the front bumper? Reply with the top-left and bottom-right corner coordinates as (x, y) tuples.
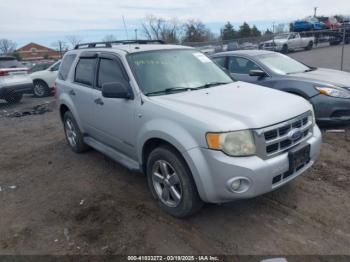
(0, 82), (34, 98)
(311, 94), (350, 124)
(184, 125), (322, 203)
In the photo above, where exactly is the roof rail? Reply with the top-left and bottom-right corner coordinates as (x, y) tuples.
(74, 40), (165, 49)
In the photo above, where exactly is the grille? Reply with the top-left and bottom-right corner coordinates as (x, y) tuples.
(254, 112), (313, 159)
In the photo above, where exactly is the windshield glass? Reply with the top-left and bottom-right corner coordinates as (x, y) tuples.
(258, 53), (310, 75)
(127, 49), (233, 95)
(274, 34), (289, 39)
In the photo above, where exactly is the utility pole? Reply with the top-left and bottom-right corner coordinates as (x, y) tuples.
(341, 28), (346, 71)
(134, 29), (138, 40)
(314, 7), (318, 17)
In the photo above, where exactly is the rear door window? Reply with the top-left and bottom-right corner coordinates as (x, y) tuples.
(58, 54), (77, 80)
(74, 58), (96, 86)
(0, 59), (22, 69)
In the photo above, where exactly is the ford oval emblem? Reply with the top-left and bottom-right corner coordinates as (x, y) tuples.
(288, 129), (303, 141)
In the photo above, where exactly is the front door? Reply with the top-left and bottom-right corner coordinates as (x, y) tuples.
(89, 54), (137, 159)
(228, 56), (265, 83)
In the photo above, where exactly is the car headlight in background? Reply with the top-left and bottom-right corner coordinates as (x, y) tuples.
(206, 130), (256, 156)
(316, 87), (350, 99)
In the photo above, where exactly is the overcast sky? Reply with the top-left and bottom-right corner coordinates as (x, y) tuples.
(1, 0), (349, 47)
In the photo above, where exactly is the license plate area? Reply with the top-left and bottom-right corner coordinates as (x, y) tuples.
(288, 144), (311, 174)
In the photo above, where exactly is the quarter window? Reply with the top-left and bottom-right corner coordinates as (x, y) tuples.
(228, 56), (260, 74)
(75, 58), (96, 86)
(58, 54), (76, 80)
(97, 58), (127, 88)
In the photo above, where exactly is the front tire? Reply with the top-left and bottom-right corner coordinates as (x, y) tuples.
(305, 41), (313, 50)
(63, 111), (89, 153)
(147, 146), (203, 218)
(33, 80), (51, 97)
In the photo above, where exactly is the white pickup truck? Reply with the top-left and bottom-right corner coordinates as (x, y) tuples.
(260, 33), (315, 53)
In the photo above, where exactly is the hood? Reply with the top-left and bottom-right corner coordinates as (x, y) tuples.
(149, 82), (312, 131)
(292, 68), (350, 90)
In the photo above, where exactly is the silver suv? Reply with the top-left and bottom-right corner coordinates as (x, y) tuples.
(56, 40), (322, 217)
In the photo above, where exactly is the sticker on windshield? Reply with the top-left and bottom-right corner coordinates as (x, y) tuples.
(193, 53), (212, 63)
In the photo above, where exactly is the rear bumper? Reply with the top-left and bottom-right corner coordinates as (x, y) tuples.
(0, 82), (34, 98)
(311, 94), (350, 124)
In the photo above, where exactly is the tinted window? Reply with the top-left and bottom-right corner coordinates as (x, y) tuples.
(212, 57), (226, 68)
(228, 57), (260, 74)
(75, 58), (96, 86)
(0, 59), (22, 69)
(97, 58), (126, 88)
(58, 54), (76, 80)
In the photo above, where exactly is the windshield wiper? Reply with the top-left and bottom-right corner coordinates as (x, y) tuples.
(194, 82), (231, 90)
(145, 82), (231, 96)
(145, 87), (194, 96)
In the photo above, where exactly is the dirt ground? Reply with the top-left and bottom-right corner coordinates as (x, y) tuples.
(0, 95), (350, 257)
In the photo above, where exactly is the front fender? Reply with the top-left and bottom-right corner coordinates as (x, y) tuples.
(137, 118), (201, 163)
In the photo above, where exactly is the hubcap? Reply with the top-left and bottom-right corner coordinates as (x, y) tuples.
(152, 160), (182, 208)
(65, 119), (77, 147)
(34, 83), (45, 96)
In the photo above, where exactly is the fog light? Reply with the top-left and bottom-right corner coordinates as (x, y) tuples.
(231, 180), (241, 191)
(227, 177), (250, 193)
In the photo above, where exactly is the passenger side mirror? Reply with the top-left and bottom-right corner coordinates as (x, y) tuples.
(102, 82), (133, 99)
(249, 69), (267, 78)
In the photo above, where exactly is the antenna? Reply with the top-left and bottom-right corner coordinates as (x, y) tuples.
(122, 15), (129, 40)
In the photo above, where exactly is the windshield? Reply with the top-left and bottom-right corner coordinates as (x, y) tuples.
(127, 49), (233, 96)
(258, 53), (311, 75)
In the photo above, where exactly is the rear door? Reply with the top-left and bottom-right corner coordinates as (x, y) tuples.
(89, 53), (137, 158)
(68, 53), (98, 132)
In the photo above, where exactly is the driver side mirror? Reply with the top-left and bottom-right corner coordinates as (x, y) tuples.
(102, 82), (133, 99)
(249, 69), (267, 78)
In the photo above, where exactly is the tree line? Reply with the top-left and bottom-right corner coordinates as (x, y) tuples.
(0, 16), (273, 57)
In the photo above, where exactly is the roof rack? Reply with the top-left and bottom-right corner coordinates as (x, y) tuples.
(74, 40), (165, 49)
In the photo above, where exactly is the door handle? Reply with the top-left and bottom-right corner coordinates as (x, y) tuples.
(69, 89), (76, 96)
(94, 98), (104, 105)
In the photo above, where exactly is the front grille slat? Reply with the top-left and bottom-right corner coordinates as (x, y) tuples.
(258, 112), (313, 157)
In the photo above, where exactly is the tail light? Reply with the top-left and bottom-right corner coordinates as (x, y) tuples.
(53, 83), (57, 98)
(0, 70), (10, 77)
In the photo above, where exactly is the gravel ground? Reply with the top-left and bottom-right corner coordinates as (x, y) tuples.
(0, 46), (350, 258)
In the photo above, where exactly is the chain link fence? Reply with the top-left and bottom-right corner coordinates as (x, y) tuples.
(183, 27), (350, 71)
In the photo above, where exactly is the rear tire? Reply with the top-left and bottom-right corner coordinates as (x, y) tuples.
(5, 93), (23, 104)
(63, 111), (89, 153)
(305, 41), (313, 50)
(146, 145), (203, 218)
(33, 80), (51, 98)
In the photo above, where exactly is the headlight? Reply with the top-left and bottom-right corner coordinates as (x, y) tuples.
(206, 130), (256, 156)
(316, 87), (350, 99)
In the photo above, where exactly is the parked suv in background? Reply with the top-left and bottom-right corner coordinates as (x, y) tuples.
(56, 40), (322, 217)
(31, 60), (61, 97)
(0, 56), (33, 103)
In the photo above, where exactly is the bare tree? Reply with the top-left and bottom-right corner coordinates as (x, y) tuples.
(102, 34), (117, 42)
(66, 35), (83, 49)
(182, 20), (214, 43)
(141, 15), (182, 43)
(51, 40), (68, 59)
(0, 39), (17, 55)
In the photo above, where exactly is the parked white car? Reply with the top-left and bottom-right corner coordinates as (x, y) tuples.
(0, 56), (33, 103)
(260, 33), (314, 53)
(30, 60), (61, 97)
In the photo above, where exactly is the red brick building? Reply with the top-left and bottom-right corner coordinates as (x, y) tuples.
(16, 43), (61, 61)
